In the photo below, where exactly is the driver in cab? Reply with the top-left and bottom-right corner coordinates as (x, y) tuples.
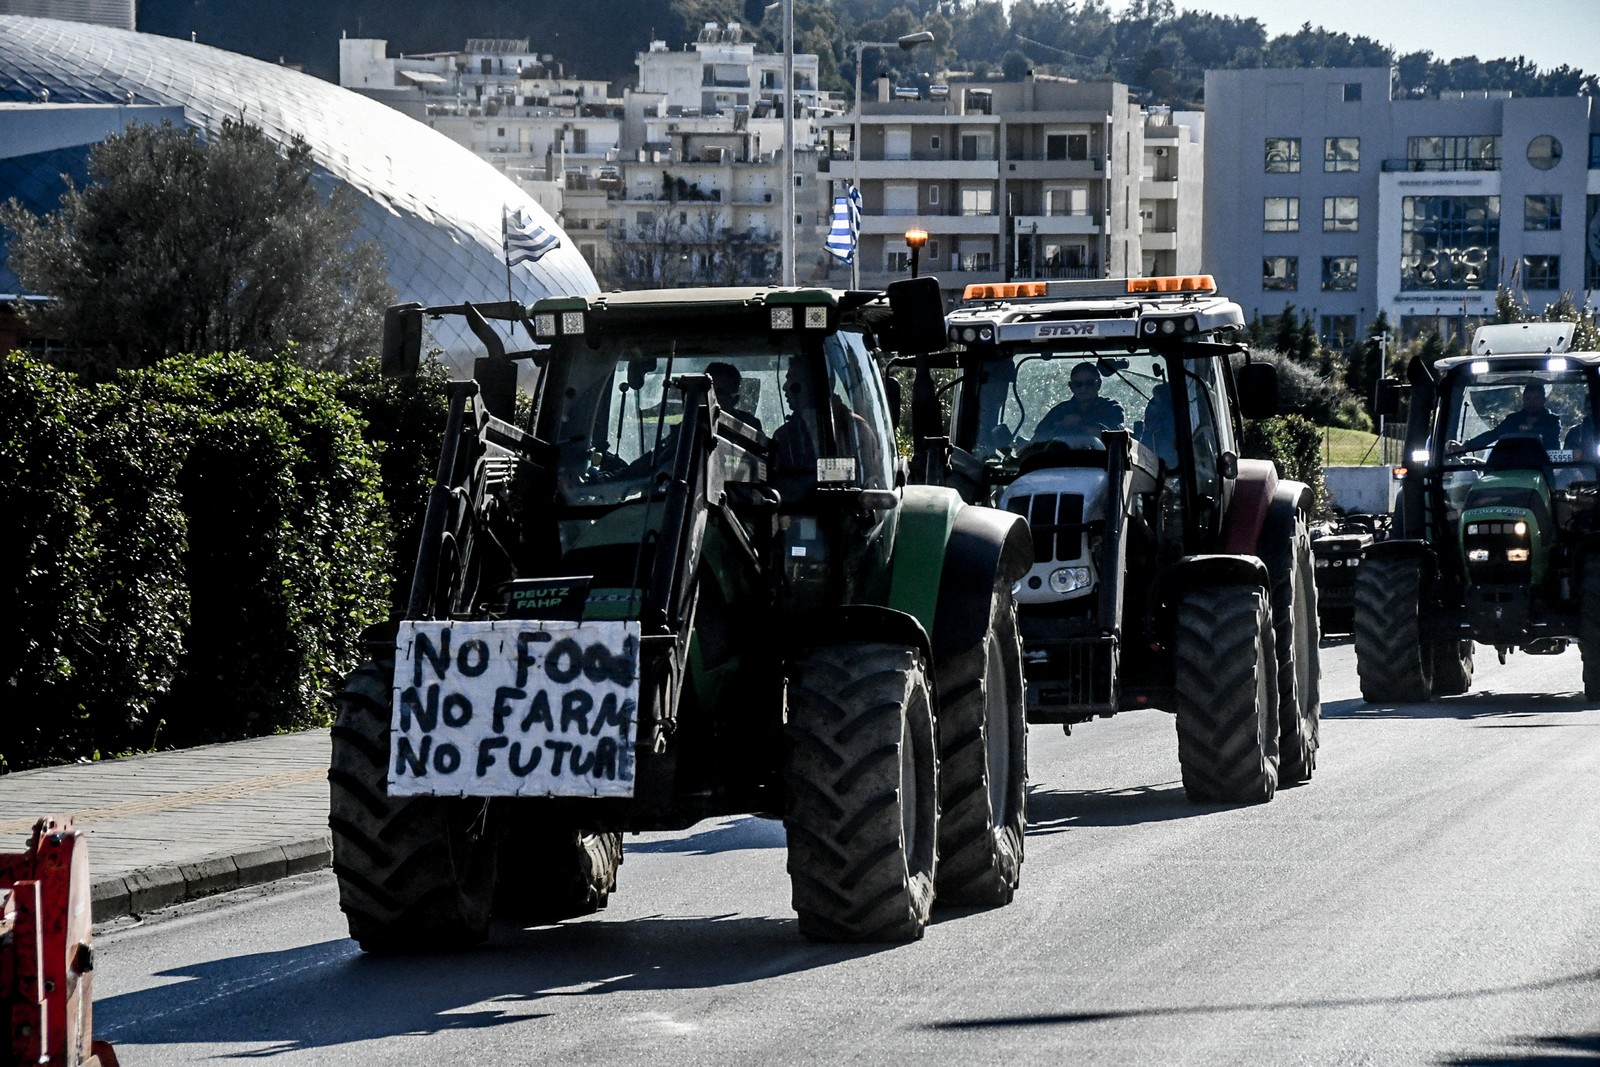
(1033, 362), (1125, 441)
(1448, 381), (1562, 454)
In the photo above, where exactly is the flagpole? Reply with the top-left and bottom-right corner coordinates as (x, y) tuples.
(502, 205), (516, 306)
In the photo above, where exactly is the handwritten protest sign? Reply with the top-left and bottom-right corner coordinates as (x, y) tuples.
(388, 619), (640, 798)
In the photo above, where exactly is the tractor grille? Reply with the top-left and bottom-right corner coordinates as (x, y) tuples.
(1023, 636), (1118, 719)
(1008, 492), (1085, 563)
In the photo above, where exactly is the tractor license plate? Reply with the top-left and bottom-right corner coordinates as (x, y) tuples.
(388, 619), (640, 798)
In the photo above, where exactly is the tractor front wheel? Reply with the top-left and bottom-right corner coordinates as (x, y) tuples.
(1173, 584), (1280, 804)
(1353, 556), (1434, 703)
(1431, 639), (1475, 697)
(784, 642), (938, 941)
(329, 657), (496, 953)
(1268, 510), (1322, 785)
(493, 822), (622, 924)
(934, 581), (1027, 907)
(1580, 565), (1600, 699)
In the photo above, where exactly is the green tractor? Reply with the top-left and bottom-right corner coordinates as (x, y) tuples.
(328, 279), (1032, 950)
(1357, 322), (1600, 700)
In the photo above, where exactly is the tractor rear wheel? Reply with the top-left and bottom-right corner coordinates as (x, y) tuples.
(493, 823), (622, 924)
(784, 642), (938, 941)
(329, 657), (496, 952)
(1431, 639), (1475, 697)
(934, 582), (1027, 907)
(1269, 510), (1322, 785)
(1353, 556), (1433, 703)
(1173, 584), (1280, 804)
(1580, 566), (1600, 699)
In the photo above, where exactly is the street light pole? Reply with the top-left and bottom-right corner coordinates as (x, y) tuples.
(782, 0), (795, 286)
(851, 30), (934, 290)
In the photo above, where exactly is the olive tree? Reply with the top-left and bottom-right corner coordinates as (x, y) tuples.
(1, 118), (391, 372)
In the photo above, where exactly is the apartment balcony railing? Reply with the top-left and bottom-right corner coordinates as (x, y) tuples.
(1013, 263), (1101, 280)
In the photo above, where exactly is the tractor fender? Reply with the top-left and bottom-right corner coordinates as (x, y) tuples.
(1220, 459), (1279, 555)
(794, 604), (935, 673)
(886, 484), (967, 639)
(1365, 537), (1438, 568)
(1165, 553), (1271, 600)
(931, 504), (1032, 663)
(1256, 480), (1316, 579)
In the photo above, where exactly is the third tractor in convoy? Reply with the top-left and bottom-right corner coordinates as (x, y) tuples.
(1357, 321), (1600, 700)
(897, 275), (1321, 803)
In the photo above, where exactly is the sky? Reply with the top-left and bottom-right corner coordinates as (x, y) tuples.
(1103, 0), (1600, 76)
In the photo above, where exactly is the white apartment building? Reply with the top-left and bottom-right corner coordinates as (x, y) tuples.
(1204, 66), (1600, 349)
(826, 74), (1204, 299)
(636, 22), (823, 120)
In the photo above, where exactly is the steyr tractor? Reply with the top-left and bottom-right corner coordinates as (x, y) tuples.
(896, 275), (1320, 804)
(1357, 322), (1600, 701)
(328, 279), (1032, 950)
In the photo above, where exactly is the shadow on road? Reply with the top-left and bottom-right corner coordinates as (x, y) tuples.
(920, 967), (1600, 1031)
(1444, 1030), (1600, 1065)
(99, 911), (894, 1053)
(1025, 780), (1214, 835)
(1324, 692), (1598, 722)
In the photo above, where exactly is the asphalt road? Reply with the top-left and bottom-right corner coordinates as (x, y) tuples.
(91, 638), (1600, 1065)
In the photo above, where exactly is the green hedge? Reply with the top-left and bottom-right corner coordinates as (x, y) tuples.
(0, 352), (392, 771)
(1241, 414), (1330, 513)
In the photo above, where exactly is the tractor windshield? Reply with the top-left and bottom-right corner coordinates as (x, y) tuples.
(549, 328), (891, 509)
(965, 349), (1182, 468)
(1442, 366), (1598, 482)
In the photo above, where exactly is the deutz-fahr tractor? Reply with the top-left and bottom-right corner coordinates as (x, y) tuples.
(1357, 321), (1600, 701)
(328, 279), (1032, 950)
(896, 275), (1320, 804)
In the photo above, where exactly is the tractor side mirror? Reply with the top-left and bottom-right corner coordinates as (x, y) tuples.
(381, 303), (424, 379)
(1236, 361), (1278, 420)
(1373, 377), (1403, 417)
(884, 276), (946, 354)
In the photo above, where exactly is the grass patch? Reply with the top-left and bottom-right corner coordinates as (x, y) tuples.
(1318, 426), (1394, 466)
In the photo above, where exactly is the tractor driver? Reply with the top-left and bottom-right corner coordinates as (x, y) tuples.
(1033, 361), (1125, 442)
(1448, 381), (1562, 454)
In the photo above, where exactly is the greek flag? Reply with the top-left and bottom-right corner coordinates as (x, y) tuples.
(824, 181), (862, 264)
(503, 207), (560, 267)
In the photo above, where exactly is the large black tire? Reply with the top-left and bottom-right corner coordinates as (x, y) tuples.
(1431, 639), (1474, 697)
(1581, 565), (1600, 699)
(493, 824), (622, 923)
(328, 657), (496, 952)
(784, 642), (938, 942)
(934, 583), (1027, 907)
(1353, 556), (1433, 702)
(1269, 510), (1322, 785)
(1173, 584), (1280, 804)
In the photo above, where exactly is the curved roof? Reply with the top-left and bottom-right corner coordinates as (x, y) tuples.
(0, 15), (597, 371)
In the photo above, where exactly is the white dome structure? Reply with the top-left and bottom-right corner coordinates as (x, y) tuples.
(0, 15), (597, 372)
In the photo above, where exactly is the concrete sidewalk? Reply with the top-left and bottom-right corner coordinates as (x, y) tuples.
(0, 730), (332, 922)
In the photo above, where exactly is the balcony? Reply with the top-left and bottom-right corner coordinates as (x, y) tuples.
(1013, 263), (1100, 281)
(860, 212), (999, 236)
(855, 159), (998, 181)
(1004, 157), (1104, 181)
(1012, 213), (1102, 236)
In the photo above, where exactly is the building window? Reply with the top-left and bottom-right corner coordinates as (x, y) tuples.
(1325, 137), (1359, 172)
(1527, 135), (1563, 171)
(960, 132), (994, 161)
(1522, 255), (1560, 289)
(1264, 197), (1300, 232)
(1407, 135), (1500, 172)
(1263, 256), (1298, 291)
(928, 240), (940, 261)
(1322, 315), (1358, 350)
(1591, 134), (1600, 169)
(1047, 133), (1088, 161)
(930, 135), (942, 151)
(928, 185), (939, 206)
(1265, 137), (1300, 173)
(1343, 82), (1362, 102)
(1401, 196), (1500, 290)
(1525, 195), (1561, 231)
(960, 188), (994, 216)
(1322, 256), (1358, 291)
(1323, 196), (1359, 232)
(885, 250), (911, 272)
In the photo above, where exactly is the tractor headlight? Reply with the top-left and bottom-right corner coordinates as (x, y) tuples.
(533, 313), (558, 338)
(1505, 548), (1530, 563)
(1048, 566), (1092, 594)
(1468, 549), (1490, 562)
(771, 307), (795, 330)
